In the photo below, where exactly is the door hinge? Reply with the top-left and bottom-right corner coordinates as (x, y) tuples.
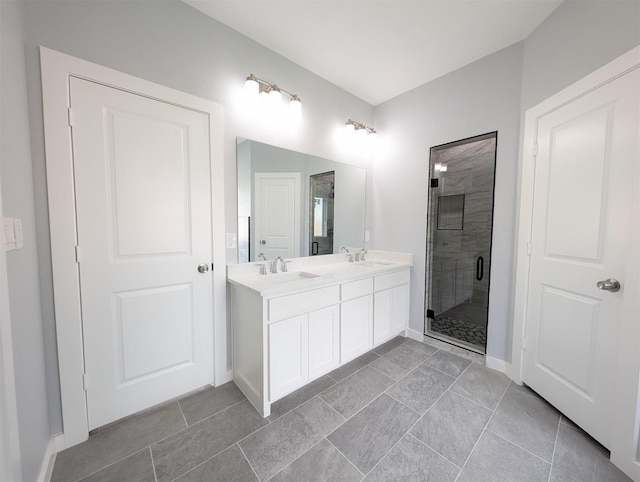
(75, 245), (82, 263)
(532, 143), (538, 157)
(527, 242), (533, 256)
(430, 178), (439, 188)
(67, 107), (75, 127)
(83, 372), (88, 391)
(211, 263), (214, 271)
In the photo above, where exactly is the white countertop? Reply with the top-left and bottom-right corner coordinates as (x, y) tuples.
(227, 250), (413, 297)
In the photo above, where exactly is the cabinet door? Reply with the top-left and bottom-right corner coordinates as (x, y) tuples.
(374, 289), (393, 345)
(269, 314), (308, 401)
(391, 284), (409, 334)
(340, 295), (373, 363)
(308, 305), (340, 380)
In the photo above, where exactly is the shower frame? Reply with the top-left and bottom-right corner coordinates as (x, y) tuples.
(423, 131), (498, 354)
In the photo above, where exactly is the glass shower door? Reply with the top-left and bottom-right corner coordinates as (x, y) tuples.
(425, 132), (497, 353)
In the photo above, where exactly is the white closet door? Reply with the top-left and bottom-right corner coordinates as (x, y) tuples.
(70, 77), (214, 429)
(523, 68), (639, 449)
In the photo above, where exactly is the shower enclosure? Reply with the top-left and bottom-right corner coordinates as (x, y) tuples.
(424, 132), (497, 353)
(309, 171), (335, 256)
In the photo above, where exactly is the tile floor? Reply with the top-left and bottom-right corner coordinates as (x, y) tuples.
(51, 336), (631, 482)
(430, 301), (488, 349)
(430, 314), (486, 350)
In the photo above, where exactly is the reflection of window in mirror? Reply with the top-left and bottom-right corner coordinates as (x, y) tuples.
(313, 198), (327, 237)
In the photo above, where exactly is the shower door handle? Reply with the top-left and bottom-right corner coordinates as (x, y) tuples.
(476, 256), (484, 281)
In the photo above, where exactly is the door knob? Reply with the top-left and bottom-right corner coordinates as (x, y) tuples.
(197, 263), (210, 273)
(596, 278), (620, 292)
(260, 240), (266, 245)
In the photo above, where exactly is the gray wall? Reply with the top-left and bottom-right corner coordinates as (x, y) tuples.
(2, 0), (638, 478)
(522, 0), (640, 111)
(372, 43), (524, 362)
(5, 0), (373, 478)
(371, 0), (640, 364)
(1, 2), (51, 481)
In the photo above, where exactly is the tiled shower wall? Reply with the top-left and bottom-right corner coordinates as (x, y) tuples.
(428, 137), (496, 322)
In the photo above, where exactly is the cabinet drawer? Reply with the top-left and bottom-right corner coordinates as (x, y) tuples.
(375, 270), (410, 291)
(341, 278), (373, 301)
(268, 285), (340, 321)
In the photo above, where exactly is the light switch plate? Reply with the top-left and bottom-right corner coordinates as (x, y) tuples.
(226, 233), (237, 249)
(4, 217), (16, 251)
(13, 218), (23, 249)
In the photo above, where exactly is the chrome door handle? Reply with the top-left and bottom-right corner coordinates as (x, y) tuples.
(197, 263), (210, 273)
(260, 240), (267, 244)
(596, 278), (620, 292)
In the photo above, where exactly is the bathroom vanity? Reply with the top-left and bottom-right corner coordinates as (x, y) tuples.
(227, 251), (412, 416)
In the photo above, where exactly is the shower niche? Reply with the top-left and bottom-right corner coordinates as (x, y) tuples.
(424, 132), (497, 353)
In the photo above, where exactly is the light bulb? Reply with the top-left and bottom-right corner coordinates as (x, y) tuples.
(245, 74), (259, 96)
(289, 96), (302, 118)
(269, 86), (282, 104)
(344, 121), (355, 134)
(355, 126), (367, 139)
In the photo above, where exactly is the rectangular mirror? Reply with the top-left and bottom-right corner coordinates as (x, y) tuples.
(237, 138), (366, 262)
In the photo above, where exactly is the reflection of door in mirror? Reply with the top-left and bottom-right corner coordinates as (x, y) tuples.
(254, 172), (301, 260)
(309, 171), (335, 256)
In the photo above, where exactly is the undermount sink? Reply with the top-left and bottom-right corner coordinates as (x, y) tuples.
(264, 271), (320, 284)
(343, 260), (394, 270)
(358, 260), (393, 267)
(305, 260), (395, 276)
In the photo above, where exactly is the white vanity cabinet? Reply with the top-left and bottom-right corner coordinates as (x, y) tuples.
(229, 253), (412, 417)
(266, 285), (340, 401)
(268, 313), (308, 401)
(269, 303), (340, 400)
(308, 305), (341, 379)
(373, 270), (411, 345)
(340, 278), (374, 363)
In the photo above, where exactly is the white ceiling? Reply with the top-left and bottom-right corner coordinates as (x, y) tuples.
(184, 0), (562, 106)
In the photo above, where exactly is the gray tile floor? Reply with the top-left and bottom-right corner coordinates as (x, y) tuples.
(51, 336), (631, 482)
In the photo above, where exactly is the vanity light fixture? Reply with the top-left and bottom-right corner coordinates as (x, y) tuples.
(245, 73), (301, 113)
(344, 119), (378, 141)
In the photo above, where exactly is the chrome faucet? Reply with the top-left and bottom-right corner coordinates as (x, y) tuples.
(258, 252), (267, 261)
(356, 248), (368, 262)
(257, 263), (267, 275)
(271, 256), (284, 273)
(340, 246), (350, 253)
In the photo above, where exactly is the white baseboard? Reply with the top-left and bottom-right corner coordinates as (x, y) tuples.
(217, 368), (233, 386)
(38, 434), (63, 482)
(407, 329), (515, 380)
(406, 328), (424, 342)
(485, 356), (512, 377)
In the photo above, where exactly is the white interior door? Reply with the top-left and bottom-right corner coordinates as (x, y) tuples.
(254, 173), (300, 261)
(70, 77), (214, 430)
(523, 67), (639, 449)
